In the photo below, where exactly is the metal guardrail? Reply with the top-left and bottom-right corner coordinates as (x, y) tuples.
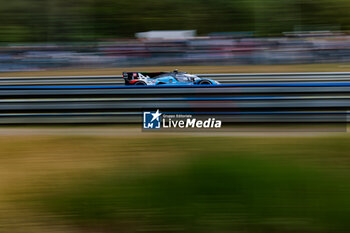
(0, 79), (348, 124)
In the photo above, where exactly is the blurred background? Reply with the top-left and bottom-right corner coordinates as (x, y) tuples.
(2, 1), (350, 233)
(2, 0), (350, 71)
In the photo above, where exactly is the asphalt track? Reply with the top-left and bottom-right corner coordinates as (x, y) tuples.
(3, 72), (350, 85)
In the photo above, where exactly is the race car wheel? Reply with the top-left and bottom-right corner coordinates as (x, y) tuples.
(134, 81), (146, 85)
(198, 80), (212, 85)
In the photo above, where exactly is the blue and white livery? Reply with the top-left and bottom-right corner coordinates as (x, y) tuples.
(123, 70), (219, 86)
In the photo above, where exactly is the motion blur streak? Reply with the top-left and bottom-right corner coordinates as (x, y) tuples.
(2, 135), (350, 233)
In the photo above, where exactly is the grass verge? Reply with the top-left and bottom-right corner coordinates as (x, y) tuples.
(13, 135), (349, 233)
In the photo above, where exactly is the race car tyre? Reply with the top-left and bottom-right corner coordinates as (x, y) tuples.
(198, 80), (212, 85)
(134, 81), (147, 85)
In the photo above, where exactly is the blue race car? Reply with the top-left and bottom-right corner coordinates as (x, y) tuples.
(123, 70), (219, 86)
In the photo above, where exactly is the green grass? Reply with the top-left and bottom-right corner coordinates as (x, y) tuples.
(37, 136), (350, 233)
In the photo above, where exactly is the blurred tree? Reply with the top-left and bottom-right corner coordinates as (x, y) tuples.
(0, 0), (349, 42)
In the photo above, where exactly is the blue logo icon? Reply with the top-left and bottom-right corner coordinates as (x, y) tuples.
(143, 109), (162, 129)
